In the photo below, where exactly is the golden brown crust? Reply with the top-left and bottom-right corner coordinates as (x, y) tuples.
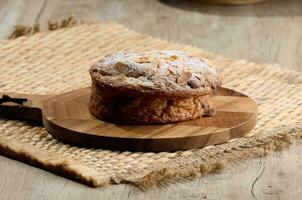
(89, 79), (214, 124)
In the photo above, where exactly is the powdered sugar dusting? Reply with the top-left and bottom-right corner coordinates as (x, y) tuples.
(91, 50), (221, 90)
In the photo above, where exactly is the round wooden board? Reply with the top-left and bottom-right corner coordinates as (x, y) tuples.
(41, 87), (257, 152)
(195, 0), (268, 4)
(0, 87), (257, 152)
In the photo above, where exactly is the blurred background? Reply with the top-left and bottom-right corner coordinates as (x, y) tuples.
(1, 0), (301, 71)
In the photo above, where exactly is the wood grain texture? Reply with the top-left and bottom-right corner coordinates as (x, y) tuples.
(0, 0), (302, 199)
(0, 87), (257, 151)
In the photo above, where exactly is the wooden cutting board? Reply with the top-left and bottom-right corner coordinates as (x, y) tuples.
(0, 87), (257, 152)
(195, 0), (268, 4)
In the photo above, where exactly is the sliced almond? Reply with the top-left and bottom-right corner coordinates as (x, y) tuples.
(184, 70), (192, 77)
(136, 56), (149, 63)
(150, 59), (160, 68)
(201, 57), (214, 68)
(177, 70), (192, 85)
(169, 55), (177, 60)
(115, 62), (127, 73)
(167, 67), (176, 75)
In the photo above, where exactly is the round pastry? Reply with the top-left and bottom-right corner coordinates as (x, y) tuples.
(89, 50), (222, 124)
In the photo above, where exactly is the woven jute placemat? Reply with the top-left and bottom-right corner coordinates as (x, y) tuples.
(1, 22), (302, 188)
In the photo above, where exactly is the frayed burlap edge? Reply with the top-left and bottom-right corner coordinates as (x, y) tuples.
(0, 134), (110, 187)
(128, 123), (302, 188)
(8, 15), (83, 39)
(1, 122), (302, 188)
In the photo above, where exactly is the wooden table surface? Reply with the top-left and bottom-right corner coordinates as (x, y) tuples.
(1, 0), (302, 199)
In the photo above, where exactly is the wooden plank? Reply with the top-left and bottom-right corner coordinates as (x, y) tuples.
(1, 141), (302, 199)
(0, 0), (23, 38)
(0, 0), (302, 199)
(4, 0), (302, 70)
(0, 0), (46, 38)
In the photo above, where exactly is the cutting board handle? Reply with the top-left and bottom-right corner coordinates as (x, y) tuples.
(0, 94), (28, 105)
(0, 92), (46, 123)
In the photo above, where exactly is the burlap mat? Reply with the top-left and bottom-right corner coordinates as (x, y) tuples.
(1, 22), (302, 188)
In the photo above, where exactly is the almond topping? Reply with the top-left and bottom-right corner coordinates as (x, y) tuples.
(136, 56), (150, 63)
(115, 62), (127, 73)
(201, 58), (213, 68)
(169, 55), (177, 60)
(177, 70), (192, 85)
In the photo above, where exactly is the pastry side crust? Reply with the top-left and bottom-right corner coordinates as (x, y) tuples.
(89, 79), (214, 124)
